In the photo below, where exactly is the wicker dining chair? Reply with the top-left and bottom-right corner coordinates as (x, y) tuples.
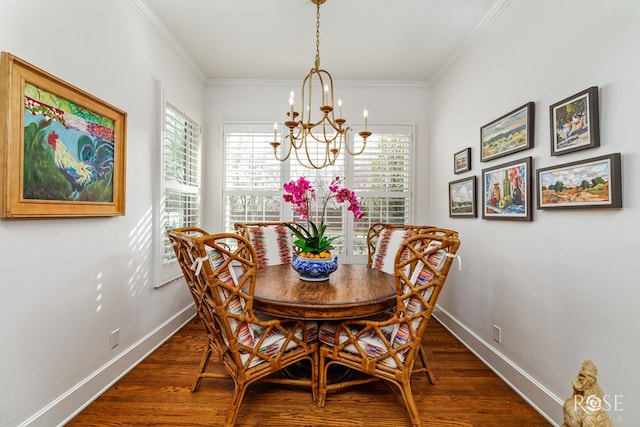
(167, 228), (319, 427)
(234, 222), (302, 269)
(366, 223), (460, 383)
(318, 231), (461, 427)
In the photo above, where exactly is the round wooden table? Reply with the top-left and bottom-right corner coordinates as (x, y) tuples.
(250, 264), (397, 320)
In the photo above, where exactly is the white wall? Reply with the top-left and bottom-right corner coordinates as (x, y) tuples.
(0, 1), (203, 425)
(202, 81), (430, 232)
(429, 0), (639, 425)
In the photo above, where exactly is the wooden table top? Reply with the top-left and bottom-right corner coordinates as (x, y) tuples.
(250, 264), (397, 320)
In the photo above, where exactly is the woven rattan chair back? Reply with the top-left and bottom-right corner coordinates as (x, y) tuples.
(167, 228), (318, 426)
(319, 230), (461, 427)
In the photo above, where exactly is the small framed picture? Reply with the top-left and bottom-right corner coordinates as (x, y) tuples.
(454, 148), (471, 174)
(480, 102), (534, 162)
(549, 86), (600, 156)
(536, 153), (621, 209)
(482, 157), (532, 221)
(449, 176), (477, 218)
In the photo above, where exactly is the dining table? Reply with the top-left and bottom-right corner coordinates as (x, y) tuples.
(249, 263), (397, 321)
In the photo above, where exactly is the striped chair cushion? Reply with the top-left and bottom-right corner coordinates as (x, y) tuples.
(241, 321), (318, 368)
(247, 225), (292, 268)
(371, 228), (414, 275)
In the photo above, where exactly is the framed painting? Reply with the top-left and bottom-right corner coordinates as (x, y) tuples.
(0, 52), (127, 218)
(454, 147), (471, 174)
(449, 176), (477, 218)
(480, 102), (534, 162)
(549, 86), (600, 156)
(482, 156), (532, 221)
(536, 153), (621, 209)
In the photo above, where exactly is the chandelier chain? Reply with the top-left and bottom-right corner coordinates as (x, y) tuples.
(315, 3), (321, 69)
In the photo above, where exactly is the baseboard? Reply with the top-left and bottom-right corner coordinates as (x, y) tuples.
(19, 304), (197, 427)
(432, 307), (563, 426)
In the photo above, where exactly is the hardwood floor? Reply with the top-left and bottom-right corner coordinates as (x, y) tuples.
(67, 317), (551, 426)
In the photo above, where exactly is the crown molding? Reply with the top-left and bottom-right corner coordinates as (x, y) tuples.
(128, 0), (207, 83)
(430, 0), (512, 85)
(206, 79), (430, 89)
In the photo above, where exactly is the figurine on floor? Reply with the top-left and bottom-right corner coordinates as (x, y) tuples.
(562, 360), (614, 427)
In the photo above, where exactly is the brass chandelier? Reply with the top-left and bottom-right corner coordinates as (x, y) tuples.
(270, 0), (370, 169)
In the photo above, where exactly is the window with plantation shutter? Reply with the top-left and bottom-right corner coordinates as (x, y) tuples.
(162, 103), (202, 266)
(350, 126), (412, 263)
(223, 123), (413, 264)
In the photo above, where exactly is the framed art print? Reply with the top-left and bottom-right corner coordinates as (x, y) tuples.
(449, 176), (476, 218)
(480, 102), (534, 162)
(482, 157), (532, 221)
(549, 86), (600, 156)
(454, 148), (471, 174)
(0, 52), (127, 218)
(537, 153), (621, 209)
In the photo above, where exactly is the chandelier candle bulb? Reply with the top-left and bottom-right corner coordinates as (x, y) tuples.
(289, 93), (294, 118)
(338, 99), (342, 117)
(363, 109), (368, 131)
(273, 122), (277, 140)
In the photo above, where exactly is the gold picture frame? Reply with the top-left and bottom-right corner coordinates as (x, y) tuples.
(1, 52), (126, 218)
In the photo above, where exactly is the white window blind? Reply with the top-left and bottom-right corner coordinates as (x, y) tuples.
(162, 103), (201, 265)
(223, 123), (413, 264)
(223, 124), (283, 231)
(350, 127), (412, 261)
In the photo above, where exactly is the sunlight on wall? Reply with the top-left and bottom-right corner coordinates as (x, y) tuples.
(95, 274), (103, 313)
(128, 207), (153, 297)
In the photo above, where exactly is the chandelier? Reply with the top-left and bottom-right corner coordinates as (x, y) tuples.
(270, 0), (370, 169)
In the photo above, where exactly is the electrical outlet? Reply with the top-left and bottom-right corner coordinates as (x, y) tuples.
(110, 329), (120, 349)
(493, 325), (502, 343)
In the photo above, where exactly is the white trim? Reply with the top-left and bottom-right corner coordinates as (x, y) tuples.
(206, 79), (430, 89)
(19, 305), (196, 427)
(432, 306), (563, 426)
(127, 0), (207, 83)
(430, 0), (512, 85)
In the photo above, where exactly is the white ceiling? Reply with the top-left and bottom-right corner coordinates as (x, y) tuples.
(139, 0), (507, 83)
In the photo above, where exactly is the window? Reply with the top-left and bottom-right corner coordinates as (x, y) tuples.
(158, 99), (202, 284)
(223, 123), (412, 264)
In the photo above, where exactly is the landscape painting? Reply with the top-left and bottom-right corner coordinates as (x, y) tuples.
(454, 147), (471, 174)
(1, 52), (126, 218)
(480, 102), (534, 162)
(449, 176), (476, 218)
(550, 86), (600, 156)
(482, 157), (532, 221)
(537, 153), (621, 209)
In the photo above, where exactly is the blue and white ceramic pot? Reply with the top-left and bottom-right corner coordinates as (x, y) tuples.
(291, 253), (338, 281)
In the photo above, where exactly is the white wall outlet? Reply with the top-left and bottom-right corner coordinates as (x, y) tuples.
(493, 325), (502, 343)
(110, 329), (120, 349)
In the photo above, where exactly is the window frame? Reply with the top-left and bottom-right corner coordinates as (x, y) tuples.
(154, 81), (203, 287)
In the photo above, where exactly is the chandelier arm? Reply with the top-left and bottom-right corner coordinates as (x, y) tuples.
(295, 134), (330, 169)
(271, 138), (293, 162)
(343, 138), (367, 156)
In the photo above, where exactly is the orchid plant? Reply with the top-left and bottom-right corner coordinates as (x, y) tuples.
(283, 176), (364, 258)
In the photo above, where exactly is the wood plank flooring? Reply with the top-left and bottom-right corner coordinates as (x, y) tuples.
(67, 317), (552, 426)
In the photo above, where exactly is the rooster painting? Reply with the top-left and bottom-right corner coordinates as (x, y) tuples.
(47, 131), (96, 199)
(22, 83), (117, 202)
(42, 131), (114, 200)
